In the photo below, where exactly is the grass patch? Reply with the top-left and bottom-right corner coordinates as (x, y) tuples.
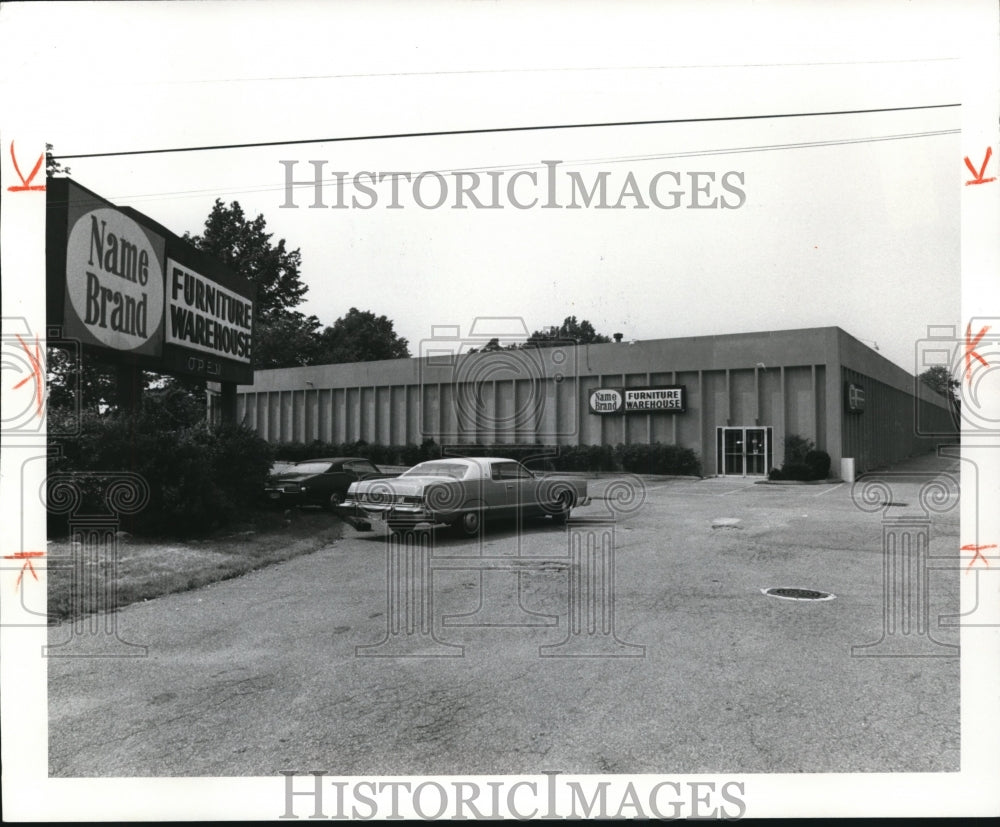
(47, 508), (344, 623)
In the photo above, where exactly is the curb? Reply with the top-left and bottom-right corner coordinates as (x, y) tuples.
(754, 479), (842, 486)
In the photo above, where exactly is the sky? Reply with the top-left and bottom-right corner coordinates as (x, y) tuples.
(0, 0), (969, 373)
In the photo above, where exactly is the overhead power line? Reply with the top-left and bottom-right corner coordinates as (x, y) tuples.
(53, 103), (960, 161)
(94, 127), (958, 207)
(144, 56), (958, 86)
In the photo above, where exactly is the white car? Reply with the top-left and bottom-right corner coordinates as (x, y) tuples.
(342, 456), (590, 535)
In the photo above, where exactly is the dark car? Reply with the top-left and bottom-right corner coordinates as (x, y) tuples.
(263, 457), (396, 510)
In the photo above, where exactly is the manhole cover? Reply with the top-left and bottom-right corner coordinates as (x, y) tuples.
(711, 518), (742, 530)
(761, 587), (835, 601)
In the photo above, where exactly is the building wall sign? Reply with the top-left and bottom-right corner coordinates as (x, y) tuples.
(589, 385), (686, 414)
(846, 382), (866, 413)
(589, 388), (623, 414)
(166, 259), (253, 364)
(64, 207), (165, 356)
(624, 386), (686, 412)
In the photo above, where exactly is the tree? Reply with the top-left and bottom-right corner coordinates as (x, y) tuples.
(184, 200), (314, 370)
(45, 143), (71, 178)
(919, 366), (959, 401)
(185, 199), (308, 318)
(919, 365), (961, 423)
(466, 337), (520, 354)
(46, 347), (117, 414)
(312, 308), (410, 364)
(255, 311), (323, 369)
(525, 316), (612, 347)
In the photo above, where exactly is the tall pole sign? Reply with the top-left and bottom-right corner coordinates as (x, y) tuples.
(47, 178), (256, 415)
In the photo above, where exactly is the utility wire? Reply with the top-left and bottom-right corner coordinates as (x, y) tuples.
(53, 103), (960, 161)
(145, 56), (958, 86)
(52, 127), (958, 207)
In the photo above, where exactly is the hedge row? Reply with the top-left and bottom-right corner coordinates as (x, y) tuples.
(273, 439), (702, 477)
(48, 407), (274, 538)
(273, 438), (442, 467)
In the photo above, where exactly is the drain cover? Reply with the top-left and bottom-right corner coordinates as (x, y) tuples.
(762, 587), (835, 601)
(711, 518), (742, 529)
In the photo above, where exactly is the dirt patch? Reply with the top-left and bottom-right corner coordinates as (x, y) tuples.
(47, 508), (344, 622)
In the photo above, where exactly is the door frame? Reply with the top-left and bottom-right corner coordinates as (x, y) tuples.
(716, 426), (772, 477)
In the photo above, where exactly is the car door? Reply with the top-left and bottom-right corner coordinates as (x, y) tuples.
(506, 461), (540, 516)
(490, 461), (538, 516)
(321, 462), (357, 504)
(486, 462), (517, 515)
(331, 460), (374, 503)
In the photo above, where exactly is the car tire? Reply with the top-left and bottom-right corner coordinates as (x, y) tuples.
(551, 490), (574, 524)
(456, 510), (483, 537)
(327, 491), (344, 511)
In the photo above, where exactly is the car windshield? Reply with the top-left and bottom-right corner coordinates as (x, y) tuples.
(290, 461), (334, 475)
(402, 462), (469, 480)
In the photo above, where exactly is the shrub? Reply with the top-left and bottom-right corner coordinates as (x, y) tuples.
(778, 463), (813, 481)
(49, 408), (274, 539)
(769, 446), (831, 482)
(266, 440), (701, 475)
(784, 434), (815, 465)
(804, 449), (831, 480)
(400, 438), (441, 466)
(548, 444), (614, 472)
(615, 442), (701, 476)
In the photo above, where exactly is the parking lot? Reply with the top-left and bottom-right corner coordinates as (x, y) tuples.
(48, 453), (961, 777)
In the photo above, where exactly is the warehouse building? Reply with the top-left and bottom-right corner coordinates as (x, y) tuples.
(234, 325), (957, 477)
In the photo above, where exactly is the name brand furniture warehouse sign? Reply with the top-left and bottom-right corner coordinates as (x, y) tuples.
(166, 260), (253, 364)
(64, 207), (165, 356)
(589, 386), (687, 414)
(47, 179), (255, 384)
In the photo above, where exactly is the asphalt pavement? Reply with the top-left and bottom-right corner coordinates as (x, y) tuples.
(48, 452), (961, 776)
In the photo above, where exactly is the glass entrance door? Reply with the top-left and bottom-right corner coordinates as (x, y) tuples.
(717, 427), (771, 476)
(745, 428), (768, 475)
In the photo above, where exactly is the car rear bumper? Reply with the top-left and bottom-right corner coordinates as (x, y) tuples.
(340, 500), (444, 530)
(263, 488), (304, 506)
